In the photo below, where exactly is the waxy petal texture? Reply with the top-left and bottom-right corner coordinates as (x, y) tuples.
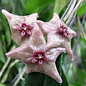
(2, 9), (38, 45)
(37, 13), (59, 35)
(28, 23), (46, 51)
(37, 13), (76, 36)
(37, 13), (76, 60)
(6, 23), (66, 83)
(46, 31), (76, 60)
(4, 9), (76, 83)
(46, 31), (74, 59)
(43, 62), (62, 83)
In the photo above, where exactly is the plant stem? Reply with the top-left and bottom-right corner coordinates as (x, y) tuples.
(1, 60), (19, 83)
(61, 0), (74, 20)
(69, 13), (77, 28)
(12, 66), (26, 86)
(82, 12), (86, 26)
(63, 0), (77, 22)
(0, 45), (16, 79)
(66, 0), (83, 24)
(0, 57), (11, 79)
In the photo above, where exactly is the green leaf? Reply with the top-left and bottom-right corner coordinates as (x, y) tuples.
(84, 21), (86, 29)
(80, 39), (86, 71)
(76, 69), (86, 85)
(23, 0), (55, 14)
(0, 83), (6, 86)
(0, 24), (2, 31)
(43, 76), (59, 86)
(78, 3), (86, 16)
(54, 0), (67, 14)
(80, 41), (86, 68)
(61, 68), (69, 86)
(25, 73), (45, 86)
(0, 11), (11, 47)
(0, 40), (5, 63)
(22, 0), (55, 21)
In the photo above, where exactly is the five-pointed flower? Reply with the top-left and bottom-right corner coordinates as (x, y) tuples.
(6, 23), (66, 83)
(2, 9), (38, 45)
(37, 13), (76, 60)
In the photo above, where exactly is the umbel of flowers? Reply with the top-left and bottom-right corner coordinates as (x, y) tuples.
(2, 9), (76, 83)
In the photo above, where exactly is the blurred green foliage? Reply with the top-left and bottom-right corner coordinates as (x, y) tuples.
(78, 3), (86, 16)
(0, 0), (86, 86)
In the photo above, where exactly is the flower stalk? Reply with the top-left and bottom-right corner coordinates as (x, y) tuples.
(66, 0), (83, 24)
(63, 0), (77, 22)
(1, 60), (19, 83)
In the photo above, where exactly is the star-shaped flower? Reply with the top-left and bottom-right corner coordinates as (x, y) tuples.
(37, 13), (76, 60)
(2, 9), (38, 45)
(37, 13), (60, 35)
(6, 23), (66, 83)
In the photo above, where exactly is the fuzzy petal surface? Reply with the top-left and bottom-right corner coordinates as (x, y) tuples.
(2, 9), (38, 45)
(6, 23), (66, 83)
(37, 13), (76, 60)
(46, 30), (75, 60)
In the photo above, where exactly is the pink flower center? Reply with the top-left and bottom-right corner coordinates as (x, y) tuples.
(32, 51), (48, 66)
(58, 25), (69, 37)
(18, 23), (33, 37)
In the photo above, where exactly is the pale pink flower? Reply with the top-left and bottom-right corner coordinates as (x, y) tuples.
(37, 13), (61, 35)
(6, 23), (66, 83)
(2, 9), (38, 45)
(37, 13), (76, 60)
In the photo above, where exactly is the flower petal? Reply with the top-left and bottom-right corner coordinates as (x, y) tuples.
(50, 13), (59, 22)
(2, 9), (38, 45)
(2, 9), (13, 20)
(28, 23), (46, 51)
(64, 41), (74, 60)
(46, 31), (74, 60)
(25, 13), (38, 24)
(46, 48), (66, 61)
(46, 31), (64, 49)
(37, 20), (58, 35)
(6, 44), (32, 62)
(67, 27), (76, 39)
(43, 62), (62, 83)
(37, 13), (60, 35)
(25, 64), (43, 73)
(53, 13), (76, 40)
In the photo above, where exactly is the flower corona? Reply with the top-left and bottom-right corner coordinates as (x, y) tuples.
(24, 51), (48, 66)
(57, 25), (69, 37)
(32, 51), (48, 65)
(18, 23), (33, 37)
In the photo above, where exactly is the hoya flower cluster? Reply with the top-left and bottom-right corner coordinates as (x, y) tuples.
(2, 9), (76, 83)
